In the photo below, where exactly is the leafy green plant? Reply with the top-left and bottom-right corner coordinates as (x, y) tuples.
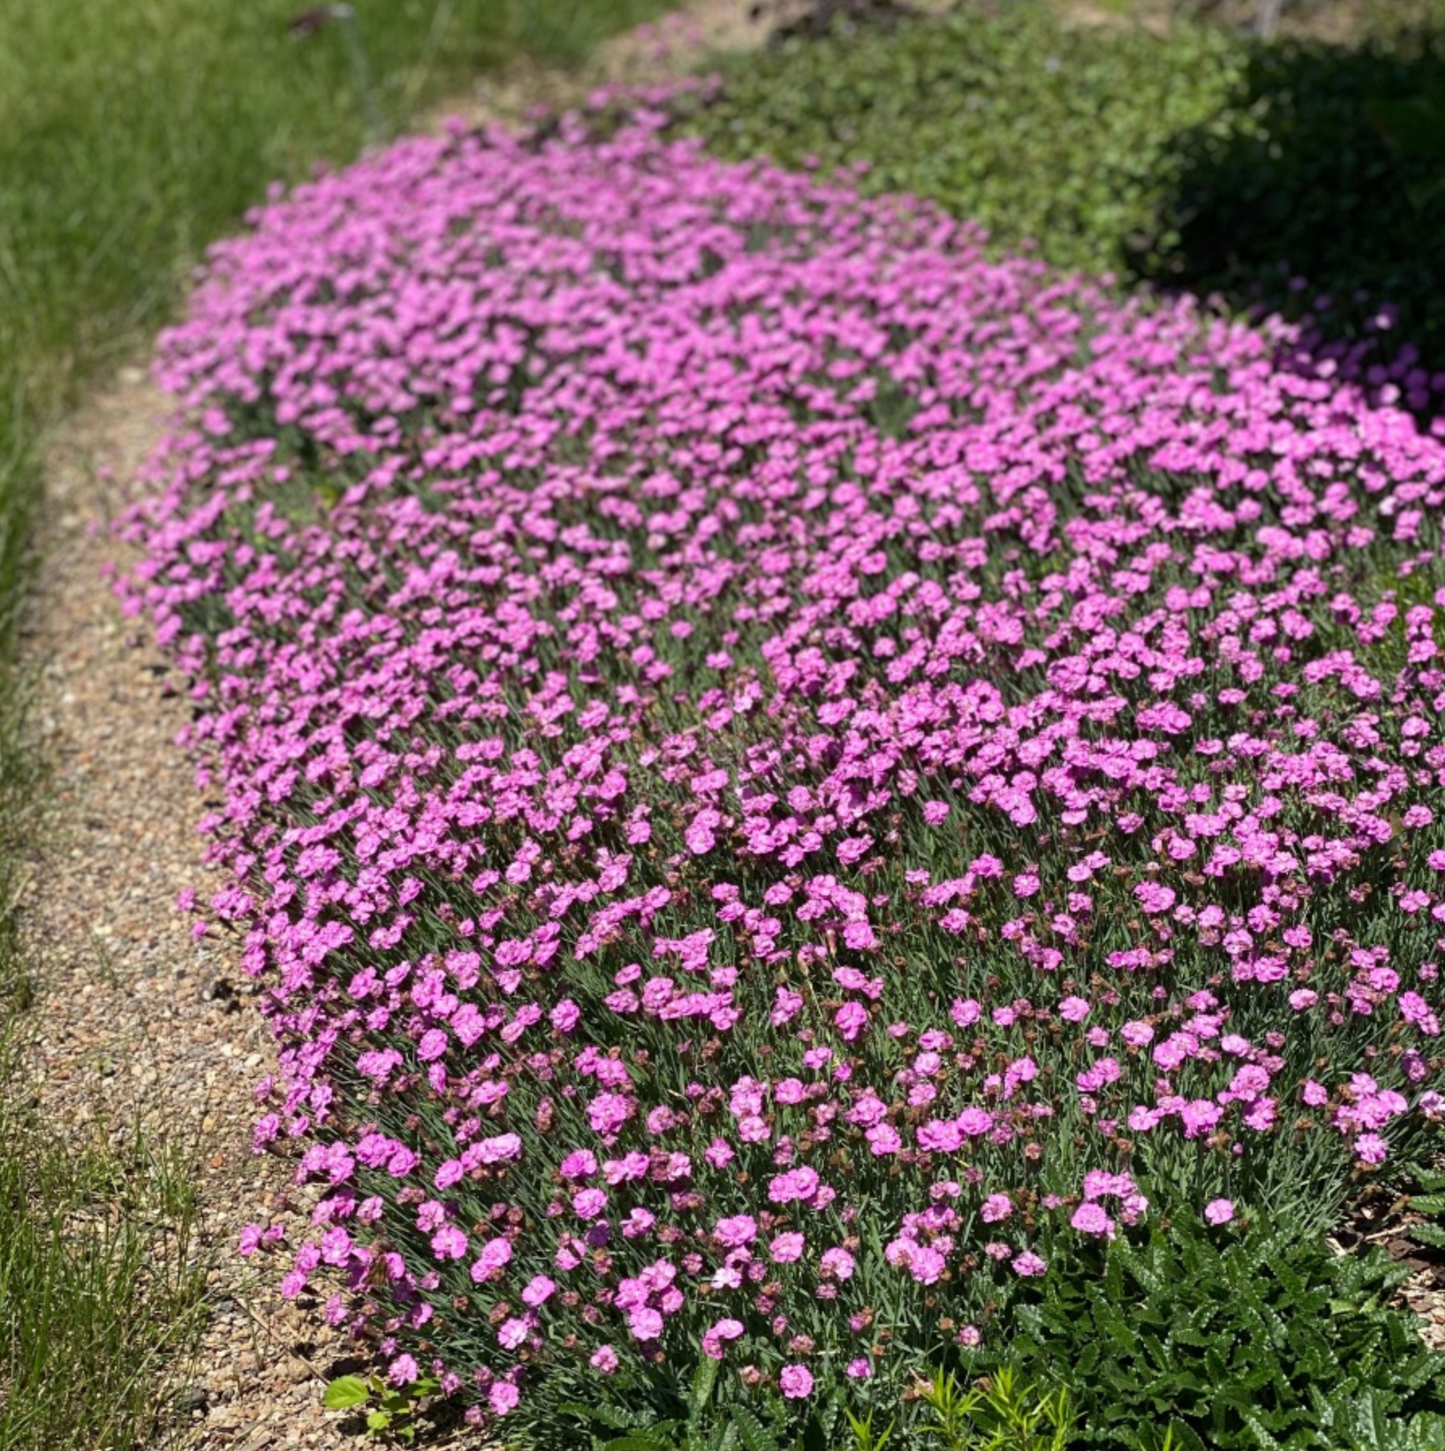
(915, 1365), (1076, 1451)
(324, 1370), (441, 1442)
(844, 1405), (897, 1451)
(557, 1357), (842, 1451)
(967, 1224), (1445, 1449)
(678, 0), (1248, 281)
(681, 0), (1445, 391)
(1365, 88), (1445, 210)
(1406, 1168), (1445, 1251)
(1328, 1392), (1445, 1451)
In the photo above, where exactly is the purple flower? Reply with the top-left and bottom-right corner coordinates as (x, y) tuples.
(430, 1225), (468, 1260)
(819, 1247), (855, 1280)
(701, 1317), (746, 1359)
(1070, 1202), (1114, 1238)
(387, 1355), (419, 1387)
(1012, 1251), (1048, 1277)
(129, 103), (1445, 1409)
(770, 1232), (806, 1263)
(713, 1214), (757, 1247)
(768, 1167), (820, 1204)
(1354, 1133), (1389, 1165)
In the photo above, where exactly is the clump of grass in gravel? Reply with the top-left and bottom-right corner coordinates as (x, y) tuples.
(0, 2), (665, 1446)
(0, 1041), (206, 1451)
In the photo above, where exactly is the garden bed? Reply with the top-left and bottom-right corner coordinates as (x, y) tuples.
(118, 95), (1445, 1446)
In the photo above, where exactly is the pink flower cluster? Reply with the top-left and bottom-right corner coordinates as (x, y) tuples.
(124, 108), (1445, 1424)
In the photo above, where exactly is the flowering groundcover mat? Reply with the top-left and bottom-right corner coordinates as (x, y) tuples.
(124, 106), (1445, 1438)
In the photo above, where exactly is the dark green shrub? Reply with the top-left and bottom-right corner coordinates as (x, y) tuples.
(967, 1223), (1445, 1450)
(680, 0), (1445, 389)
(679, 2), (1248, 280)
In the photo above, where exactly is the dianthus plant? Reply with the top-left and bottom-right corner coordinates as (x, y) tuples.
(124, 98), (1445, 1437)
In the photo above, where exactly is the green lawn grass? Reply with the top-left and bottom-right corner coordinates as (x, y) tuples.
(0, 4), (664, 1447)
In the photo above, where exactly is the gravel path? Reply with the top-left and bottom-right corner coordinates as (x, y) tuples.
(22, 368), (346, 1448)
(16, 7), (782, 1447)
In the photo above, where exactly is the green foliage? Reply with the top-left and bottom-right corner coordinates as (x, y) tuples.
(915, 1365), (1076, 1451)
(0, 1053), (207, 1451)
(681, 0), (1445, 378)
(558, 1363), (1070, 1451)
(1330, 1393), (1445, 1451)
(323, 1371), (442, 1441)
(1145, 22), (1445, 358)
(0, 0), (668, 402)
(557, 1359), (844, 1451)
(1406, 1169), (1445, 1251)
(680, 1), (1247, 281)
(967, 1224), (1445, 1449)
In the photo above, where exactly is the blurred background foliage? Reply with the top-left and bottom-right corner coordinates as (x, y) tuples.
(682, 0), (1445, 396)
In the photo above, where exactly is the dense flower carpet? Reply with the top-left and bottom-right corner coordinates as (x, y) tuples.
(123, 107), (1445, 1433)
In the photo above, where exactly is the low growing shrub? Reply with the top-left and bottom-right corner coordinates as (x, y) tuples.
(676, 0), (1445, 397)
(675, 1), (1248, 281)
(968, 1219), (1445, 1448)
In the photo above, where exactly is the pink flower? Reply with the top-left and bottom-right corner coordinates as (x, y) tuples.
(559, 1150), (598, 1180)
(489, 1382), (519, 1416)
(521, 1274), (557, 1307)
(430, 1225), (468, 1260)
(713, 1214), (757, 1247)
(470, 1237), (512, 1282)
(572, 1188), (609, 1220)
(767, 1167), (820, 1203)
(701, 1317), (746, 1359)
(779, 1364), (814, 1399)
(770, 1232), (806, 1263)
(957, 1107), (994, 1137)
(130, 108), (1445, 1405)
(1355, 1133), (1389, 1165)
(1070, 1202), (1114, 1238)
(628, 1307), (665, 1341)
(1204, 1199), (1235, 1225)
(819, 1247), (855, 1280)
